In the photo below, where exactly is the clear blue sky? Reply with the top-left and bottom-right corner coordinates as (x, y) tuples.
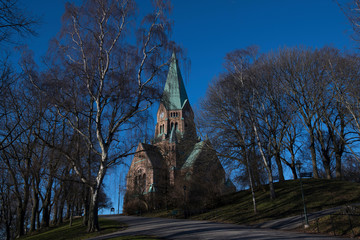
(19, 0), (357, 213)
(21, 0), (356, 107)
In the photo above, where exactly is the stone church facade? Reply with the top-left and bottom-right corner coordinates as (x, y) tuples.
(123, 53), (235, 213)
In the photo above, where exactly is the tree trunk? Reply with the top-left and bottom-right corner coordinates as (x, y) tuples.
(42, 206), (50, 228)
(309, 132), (319, 178)
(30, 189), (39, 232)
(335, 152), (342, 179)
(36, 209), (41, 229)
(66, 202), (72, 220)
(323, 159), (332, 180)
(87, 163), (107, 232)
(275, 151), (284, 181)
(5, 221), (11, 240)
(16, 205), (25, 237)
(69, 208), (73, 226)
(4, 190), (12, 240)
(291, 166), (298, 179)
(57, 198), (65, 225)
(268, 179), (276, 200)
(245, 153), (257, 214)
(52, 196), (59, 225)
(87, 187), (100, 232)
(41, 177), (53, 228)
(289, 151), (298, 179)
(83, 186), (90, 226)
(253, 123), (276, 199)
(15, 183), (30, 238)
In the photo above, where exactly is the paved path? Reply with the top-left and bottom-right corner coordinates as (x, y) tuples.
(88, 215), (351, 240)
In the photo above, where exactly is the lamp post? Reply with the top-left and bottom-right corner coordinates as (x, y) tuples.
(183, 185), (187, 219)
(295, 160), (309, 228)
(118, 184), (121, 214)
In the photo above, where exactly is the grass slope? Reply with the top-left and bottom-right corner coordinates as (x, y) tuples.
(21, 217), (126, 240)
(191, 179), (360, 225)
(23, 179), (360, 239)
(144, 179), (360, 228)
(21, 217), (162, 240)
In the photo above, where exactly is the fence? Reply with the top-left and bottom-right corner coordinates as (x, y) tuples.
(307, 206), (360, 238)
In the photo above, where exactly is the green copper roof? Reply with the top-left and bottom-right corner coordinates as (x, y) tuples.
(182, 141), (205, 169)
(162, 52), (189, 110)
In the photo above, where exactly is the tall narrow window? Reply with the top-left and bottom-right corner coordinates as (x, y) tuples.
(175, 122), (178, 130)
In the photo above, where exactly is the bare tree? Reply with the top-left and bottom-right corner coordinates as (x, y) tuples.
(328, 52), (360, 167)
(224, 48), (279, 200)
(339, 0), (360, 44)
(199, 46), (277, 205)
(275, 47), (329, 178)
(0, 0), (38, 43)
(0, 161), (16, 240)
(27, 0), (174, 232)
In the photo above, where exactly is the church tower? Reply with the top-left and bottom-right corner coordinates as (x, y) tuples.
(124, 52), (235, 214)
(153, 52), (197, 186)
(154, 52), (196, 142)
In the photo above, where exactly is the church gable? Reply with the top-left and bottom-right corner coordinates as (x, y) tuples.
(181, 141), (205, 170)
(126, 143), (165, 195)
(181, 140), (225, 182)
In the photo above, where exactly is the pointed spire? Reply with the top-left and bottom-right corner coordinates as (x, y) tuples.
(162, 52), (189, 110)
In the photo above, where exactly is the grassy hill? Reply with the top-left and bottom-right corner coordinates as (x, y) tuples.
(22, 179), (360, 239)
(190, 179), (360, 224)
(20, 218), (161, 240)
(20, 218), (126, 240)
(144, 179), (360, 237)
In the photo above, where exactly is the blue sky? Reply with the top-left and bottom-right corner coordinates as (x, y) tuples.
(19, 0), (357, 213)
(21, 0), (356, 107)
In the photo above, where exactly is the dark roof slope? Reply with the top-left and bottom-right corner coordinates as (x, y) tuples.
(141, 143), (164, 168)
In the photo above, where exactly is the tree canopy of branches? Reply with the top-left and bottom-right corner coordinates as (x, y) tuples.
(24, 0), (174, 232)
(0, 0), (38, 43)
(200, 45), (360, 202)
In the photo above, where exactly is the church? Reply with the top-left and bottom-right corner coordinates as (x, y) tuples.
(123, 53), (235, 214)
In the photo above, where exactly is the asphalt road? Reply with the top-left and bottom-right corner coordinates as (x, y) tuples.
(87, 215), (351, 240)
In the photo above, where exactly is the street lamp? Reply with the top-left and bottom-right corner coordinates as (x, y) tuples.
(295, 160), (309, 228)
(183, 185), (187, 219)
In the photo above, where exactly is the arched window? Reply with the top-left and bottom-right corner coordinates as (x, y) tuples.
(175, 122), (178, 130)
(171, 122), (174, 130)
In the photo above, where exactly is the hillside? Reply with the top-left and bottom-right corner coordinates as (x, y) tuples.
(22, 179), (360, 239)
(190, 179), (360, 224)
(144, 179), (360, 237)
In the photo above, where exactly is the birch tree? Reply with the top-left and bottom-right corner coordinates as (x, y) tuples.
(28, 0), (173, 232)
